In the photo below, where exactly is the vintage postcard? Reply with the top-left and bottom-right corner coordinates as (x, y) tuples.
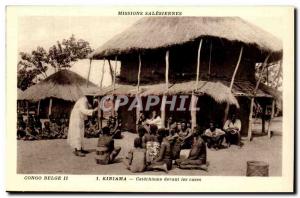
(6, 6), (294, 192)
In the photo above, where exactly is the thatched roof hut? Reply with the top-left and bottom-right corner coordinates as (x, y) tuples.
(90, 17), (282, 59)
(22, 70), (100, 102)
(90, 17), (282, 136)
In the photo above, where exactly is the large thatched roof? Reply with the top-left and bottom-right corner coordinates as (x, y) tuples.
(90, 17), (282, 59)
(22, 70), (100, 102)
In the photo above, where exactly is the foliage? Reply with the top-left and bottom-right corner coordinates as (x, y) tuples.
(255, 61), (282, 89)
(17, 35), (93, 90)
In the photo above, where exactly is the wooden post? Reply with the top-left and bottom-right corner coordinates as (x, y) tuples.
(48, 98), (53, 118)
(108, 60), (114, 83)
(136, 54), (142, 131)
(191, 94), (198, 129)
(86, 59), (92, 87)
(262, 103), (266, 133)
(26, 101), (29, 124)
(191, 39), (203, 130)
(195, 39), (203, 87)
(99, 58), (105, 88)
(161, 96), (166, 128)
(247, 54), (270, 141)
(37, 100), (41, 116)
(137, 54), (142, 92)
(208, 40), (212, 78)
(97, 96), (102, 129)
(113, 56), (117, 91)
(267, 99), (275, 138)
(247, 98), (255, 141)
(165, 50), (169, 90)
(223, 46), (244, 124)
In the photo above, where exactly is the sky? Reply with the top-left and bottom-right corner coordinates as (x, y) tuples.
(18, 16), (284, 87)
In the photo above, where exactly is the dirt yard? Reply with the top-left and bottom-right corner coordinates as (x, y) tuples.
(17, 117), (282, 176)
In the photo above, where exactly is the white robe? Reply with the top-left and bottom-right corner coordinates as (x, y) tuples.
(67, 96), (94, 150)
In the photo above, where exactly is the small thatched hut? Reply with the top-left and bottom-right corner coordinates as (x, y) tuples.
(22, 70), (100, 118)
(89, 17), (282, 138)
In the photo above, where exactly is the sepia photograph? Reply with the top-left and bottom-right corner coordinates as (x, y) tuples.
(6, 6), (294, 192)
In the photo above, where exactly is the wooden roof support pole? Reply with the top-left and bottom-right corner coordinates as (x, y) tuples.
(161, 50), (170, 128)
(165, 50), (169, 89)
(37, 100), (41, 116)
(247, 54), (270, 141)
(191, 39), (203, 130)
(97, 96), (102, 130)
(137, 54), (142, 92)
(208, 40), (212, 78)
(267, 99), (275, 138)
(108, 59), (114, 83)
(136, 54), (142, 132)
(99, 58), (106, 88)
(86, 59), (92, 87)
(223, 46), (244, 124)
(113, 56), (117, 92)
(110, 56), (118, 117)
(26, 101), (29, 124)
(48, 98), (53, 118)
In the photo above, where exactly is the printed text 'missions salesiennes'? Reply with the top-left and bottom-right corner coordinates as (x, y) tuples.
(118, 11), (182, 16)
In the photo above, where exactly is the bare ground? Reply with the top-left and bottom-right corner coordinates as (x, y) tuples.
(17, 117), (282, 176)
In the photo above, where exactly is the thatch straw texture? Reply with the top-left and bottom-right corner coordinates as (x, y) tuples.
(17, 88), (24, 100)
(97, 80), (240, 107)
(22, 70), (100, 102)
(221, 81), (272, 98)
(90, 17), (282, 59)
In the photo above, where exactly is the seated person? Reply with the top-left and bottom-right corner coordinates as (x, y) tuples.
(178, 120), (193, 149)
(41, 121), (52, 139)
(137, 126), (147, 148)
(202, 121), (225, 150)
(17, 115), (26, 139)
(124, 137), (146, 173)
(109, 115), (122, 139)
(49, 116), (61, 139)
(86, 117), (99, 138)
(24, 116), (39, 140)
(143, 124), (160, 163)
(137, 112), (146, 126)
(59, 116), (68, 139)
(145, 110), (162, 129)
(166, 116), (177, 134)
(223, 113), (242, 147)
(147, 128), (172, 172)
(96, 126), (121, 165)
(33, 115), (42, 135)
(176, 131), (207, 171)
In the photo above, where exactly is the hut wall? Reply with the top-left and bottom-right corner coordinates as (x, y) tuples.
(39, 98), (74, 119)
(119, 39), (257, 84)
(236, 97), (250, 136)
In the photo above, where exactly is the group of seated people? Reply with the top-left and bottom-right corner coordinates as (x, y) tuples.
(17, 113), (123, 141)
(94, 110), (242, 173)
(85, 115), (122, 139)
(17, 114), (69, 140)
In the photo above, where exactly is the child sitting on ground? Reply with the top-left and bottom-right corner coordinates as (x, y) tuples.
(124, 137), (147, 173)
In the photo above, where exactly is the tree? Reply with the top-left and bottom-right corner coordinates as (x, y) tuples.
(17, 46), (49, 90)
(17, 35), (93, 90)
(255, 60), (282, 89)
(48, 34), (93, 71)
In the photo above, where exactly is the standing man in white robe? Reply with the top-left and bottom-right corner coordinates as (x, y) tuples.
(67, 95), (98, 157)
